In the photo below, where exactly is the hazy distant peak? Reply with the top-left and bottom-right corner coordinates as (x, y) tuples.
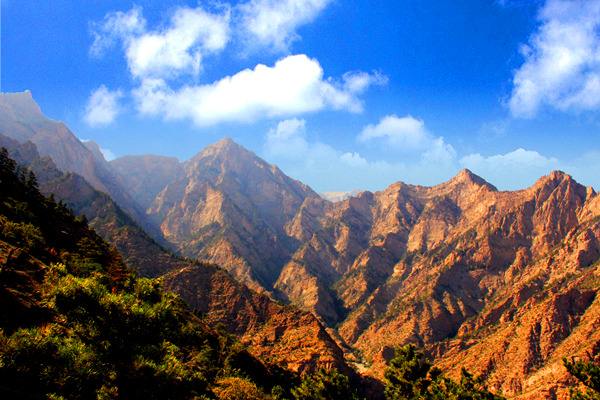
(111, 154), (181, 164)
(82, 140), (106, 162)
(0, 90), (45, 122)
(189, 138), (262, 170)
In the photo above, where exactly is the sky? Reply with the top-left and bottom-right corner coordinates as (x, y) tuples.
(2, 0), (600, 193)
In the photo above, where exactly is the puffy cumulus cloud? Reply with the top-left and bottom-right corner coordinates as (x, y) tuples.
(88, 2), (372, 126)
(509, 0), (600, 117)
(238, 0), (331, 51)
(263, 119), (581, 192)
(359, 115), (429, 148)
(265, 118), (310, 157)
(91, 0), (333, 79)
(132, 54), (384, 126)
(91, 5), (230, 79)
(263, 118), (458, 192)
(84, 85), (123, 127)
(460, 148), (559, 188)
(358, 114), (456, 163)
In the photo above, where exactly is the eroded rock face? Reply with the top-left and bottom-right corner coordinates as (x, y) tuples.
(162, 263), (349, 375)
(148, 138), (321, 292)
(58, 134), (597, 398)
(328, 171), (599, 399)
(133, 139), (599, 397)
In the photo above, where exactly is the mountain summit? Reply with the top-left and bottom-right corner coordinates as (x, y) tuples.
(147, 138), (320, 292)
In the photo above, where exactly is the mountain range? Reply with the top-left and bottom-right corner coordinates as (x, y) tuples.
(0, 91), (598, 399)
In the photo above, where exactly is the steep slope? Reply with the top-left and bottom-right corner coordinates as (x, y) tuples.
(1, 137), (350, 375)
(0, 92), (155, 240)
(5, 107), (594, 399)
(322, 171), (599, 399)
(163, 263), (349, 374)
(0, 134), (179, 277)
(148, 138), (321, 292)
(0, 148), (304, 399)
(138, 142), (599, 400)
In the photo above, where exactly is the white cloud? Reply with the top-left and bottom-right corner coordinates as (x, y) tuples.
(91, 5), (230, 79)
(422, 137), (457, 165)
(90, 6), (146, 57)
(84, 85), (123, 127)
(89, 3), (379, 126)
(460, 148), (559, 188)
(132, 54), (384, 126)
(264, 119), (583, 192)
(265, 118), (310, 157)
(359, 115), (429, 148)
(509, 0), (600, 117)
(358, 114), (456, 163)
(238, 0), (331, 51)
(264, 118), (458, 192)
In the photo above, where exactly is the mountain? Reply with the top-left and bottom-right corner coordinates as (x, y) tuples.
(162, 262), (349, 375)
(147, 138), (321, 293)
(0, 133), (349, 376)
(110, 154), (185, 210)
(0, 133), (179, 277)
(0, 92), (157, 241)
(138, 141), (599, 398)
(2, 93), (596, 398)
(0, 148), (316, 399)
(321, 190), (362, 202)
(292, 169), (598, 399)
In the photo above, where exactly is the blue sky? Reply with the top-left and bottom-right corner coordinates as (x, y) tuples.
(2, 0), (600, 193)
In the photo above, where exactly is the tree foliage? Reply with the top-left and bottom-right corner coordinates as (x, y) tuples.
(564, 357), (600, 400)
(384, 345), (504, 400)
(292, 368), (361, 400)
(0, 148), (279, 399)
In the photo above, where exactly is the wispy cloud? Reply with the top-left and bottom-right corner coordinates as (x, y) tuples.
(264, 117), (458, 192)
(84, 85), (123, 127)
(263, 117), (600, 192)
(509, 0), (600, 117)
(238, 0), (332, 52)
(460, 148), (559, 188)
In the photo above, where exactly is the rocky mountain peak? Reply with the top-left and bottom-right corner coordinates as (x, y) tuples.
(448, 168), (496, 190)
(529, 170), (591, 203)
(0, 91), (44, 121)
(195, 137), (249, 159)
(533, 170), (574, 188)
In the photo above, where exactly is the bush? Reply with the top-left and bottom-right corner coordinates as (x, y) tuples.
(292, 369), (360, 400)
(213, 377), (268, 400)
(564, 357), (600, 400)
(384, 345), (504, 400)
